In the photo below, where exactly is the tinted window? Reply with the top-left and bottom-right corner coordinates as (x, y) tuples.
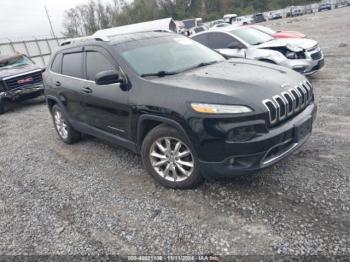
(191, 34), (209, 46)
(230, 28), (274, 45)
(51, 54), (61, 73)
(207, 32), (240, 49)
(86, 51), (115, 81)
(62, 52), (83, 78)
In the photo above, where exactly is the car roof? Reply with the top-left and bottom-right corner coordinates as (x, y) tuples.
(108, 31), (175, 45)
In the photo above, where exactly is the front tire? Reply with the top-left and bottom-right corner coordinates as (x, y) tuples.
(141, 125), (203, 189)
(51, 105), (81, 144)
(0, 99), (10, 114)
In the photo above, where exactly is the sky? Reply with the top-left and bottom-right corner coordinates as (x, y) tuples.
(0, 0), (113, 40)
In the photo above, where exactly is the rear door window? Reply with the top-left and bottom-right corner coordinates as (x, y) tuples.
(62, 52), (84, 79)
(86, 51), (115, 81)
(207, 32), (240, 49)
(191, 34), (209, 47)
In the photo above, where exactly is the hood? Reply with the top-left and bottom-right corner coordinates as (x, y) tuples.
(0, 64), (41, 79)
(148, 59), (305, 108)
(257, 38), (317, 51)
(273, 31), (306, 39)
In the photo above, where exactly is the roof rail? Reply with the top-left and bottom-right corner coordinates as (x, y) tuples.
(60, 36), (110, 46)
(93, 18), (177, 38)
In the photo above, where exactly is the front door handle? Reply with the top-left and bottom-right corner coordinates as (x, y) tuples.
(82, 87), (93, 94)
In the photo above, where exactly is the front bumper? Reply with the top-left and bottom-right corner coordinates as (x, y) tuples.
(198, 103), (317, 178)
(0, 84), (44, 100)
(280, 48), (325, 76)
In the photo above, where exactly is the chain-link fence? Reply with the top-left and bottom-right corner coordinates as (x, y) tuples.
(0, 36), (66, 67)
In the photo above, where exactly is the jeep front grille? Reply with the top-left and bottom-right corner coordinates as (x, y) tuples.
(4, 70), (42, 91)
(263, 81), (313, 126)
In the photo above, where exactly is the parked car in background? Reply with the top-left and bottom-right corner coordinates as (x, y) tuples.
(270, 11), (283, 20)
(189, 25), (209, 35)
(318, 2), (332, 11)
(247, 25), (306, 39)
(191, 26), (324, 75)
(291, 6), (304, 16)
(223, 14), (238, 24)
(235, 16), (254, 25)
(0, 52), (44, 114)
(336, 1), (348, 8)
(223, 14), (253, 26)
(181, 18), (203, 29)
(286, 6), (304, 17)
(253, 13), (267, 23)
(44, 32), (316, 189)
(210, 23), (231, 30)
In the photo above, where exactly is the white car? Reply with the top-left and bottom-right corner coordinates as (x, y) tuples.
(210, 23), (232, 30)
(191, 26), (324, 75)
(223, 14), (253, 26)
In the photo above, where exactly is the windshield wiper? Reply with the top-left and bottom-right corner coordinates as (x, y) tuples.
(141, 71), (178, 78)
(196, 60), (219, 68)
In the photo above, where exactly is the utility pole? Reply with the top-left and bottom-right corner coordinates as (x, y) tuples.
(44, 6), (56, 38)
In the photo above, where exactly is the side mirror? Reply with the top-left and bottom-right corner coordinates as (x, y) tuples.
(95, 70), (119, 85)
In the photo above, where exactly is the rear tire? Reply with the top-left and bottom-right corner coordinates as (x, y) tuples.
(141, 125), (204, 189)
(51, 105), (81, 144)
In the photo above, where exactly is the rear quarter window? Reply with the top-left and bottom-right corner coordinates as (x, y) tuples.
(50, 54), (62, 73)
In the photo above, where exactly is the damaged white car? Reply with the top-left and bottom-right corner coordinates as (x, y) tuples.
(191, 26), (324, 75)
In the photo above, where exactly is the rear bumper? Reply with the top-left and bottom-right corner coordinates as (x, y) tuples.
(198, 103), (317, 178)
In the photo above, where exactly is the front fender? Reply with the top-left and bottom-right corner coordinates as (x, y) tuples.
(136, 114), (195, 151)
(247, 49), (287, 64)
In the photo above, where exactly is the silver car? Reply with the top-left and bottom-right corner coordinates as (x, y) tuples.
(191, 26), (324, 75)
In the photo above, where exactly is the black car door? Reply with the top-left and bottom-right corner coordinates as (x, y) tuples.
(54, 48), (87, 122)
(81, 46), (130, 139)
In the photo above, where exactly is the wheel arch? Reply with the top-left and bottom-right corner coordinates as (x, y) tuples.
(137, 115), (192, 151)
(45, 95), (72, 123)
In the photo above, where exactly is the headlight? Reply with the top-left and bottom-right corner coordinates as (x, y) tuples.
(286, 51), (298, 59)
(191, 103), (253, 114)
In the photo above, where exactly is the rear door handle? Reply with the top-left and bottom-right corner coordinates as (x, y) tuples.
(82, 87), (93, 94)
(55, 81), (61, 87)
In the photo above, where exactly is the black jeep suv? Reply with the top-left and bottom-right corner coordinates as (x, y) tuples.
(43, 32), (317, 189)
(0, 53), (44, 114)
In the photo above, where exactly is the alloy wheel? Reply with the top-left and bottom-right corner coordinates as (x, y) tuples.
(149, 137), (194, 182)
(54, 110), (69, 140)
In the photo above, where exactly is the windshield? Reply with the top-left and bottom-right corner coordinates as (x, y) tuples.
(254, 25), (277, 35)
(116, 36), (225, 77)
(182, 20), (196, 29)
(0, 55), (33, 69)
(230, 28), (274, 45)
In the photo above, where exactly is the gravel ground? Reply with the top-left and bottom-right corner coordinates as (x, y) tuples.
(0, 7), (349, 257)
